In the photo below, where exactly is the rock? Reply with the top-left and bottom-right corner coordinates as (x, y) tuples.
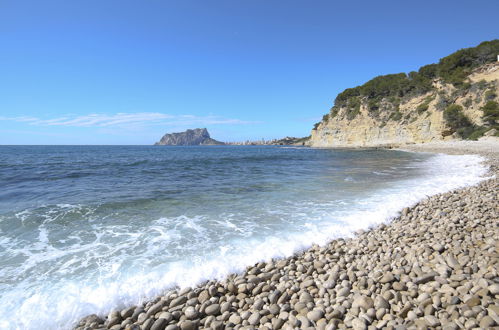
(330, 308), (345, 319)
(147, 301), (165, 317)
(379, 273), (395, 283)
(142, 318), (154, 330)
(307, 309), (324, 322)
(301, 279), (315, 288)
(445, 255), (459, 269)
(79, 314), (103, 326)
(465, 296), (481, 307)
(374, 296), (390, 310)
(351, 318), (367, 330)
(464, 319), (478, 328)
(337, 287), (350, 297)
(184, 306), (198, 320)
(269, 304), (280, 315)
(210, 320), (224, 330)
(220, 301), (231, 313)
(424, 315), (440, 327)
(479, 315), (496, 328)
(296, 315), (310, 328)
(228, 314), (242, 325)
(484, 128), (498, 136)
(253, 298), (265, 310)
(392, 281), (407, 291)
(106, 316), (122, 328)
(165, 325), (179, 330)
(375, 308), (386, 320)
(248, 312), (261, 326)
(179, 320), (197, 330)
(157, 312), (172, 322)
(169, 296), (187, 309)
(131, 307), (145, 321)
(150, 318), (168, 330)
(402, 207), (409, 216)
(299, 291), (313, 303)
(272, 318), (286, 329)
(198, 290), (210, 303)
(431, 243), (445, 253)
(137, 313), (148, 324)
(413, 272), (437, 285)
(353, 296), (374, 310)
(205, 304), (221, 316)
(489, 283), (499, 295)
(155, 128), (224, 146)
(120, 306), (135, 319)
(269, 289), (282, 304)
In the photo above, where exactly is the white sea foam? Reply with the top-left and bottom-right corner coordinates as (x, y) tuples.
(0, 152), (490, 330)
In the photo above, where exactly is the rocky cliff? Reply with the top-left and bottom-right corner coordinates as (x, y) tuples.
(154, 128), (225, 146)
(310, 40), (499, 147)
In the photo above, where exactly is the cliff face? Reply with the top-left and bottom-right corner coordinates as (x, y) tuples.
(154, 128), (225, 146)
(310, 41), (499, 147)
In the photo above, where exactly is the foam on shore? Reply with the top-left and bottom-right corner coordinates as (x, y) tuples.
(0, 153), (490, 330)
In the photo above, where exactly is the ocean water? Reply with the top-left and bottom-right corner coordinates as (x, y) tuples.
(0, 145), (489, 329)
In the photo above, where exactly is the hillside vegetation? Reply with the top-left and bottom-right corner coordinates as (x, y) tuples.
(314, 40), (499, 142)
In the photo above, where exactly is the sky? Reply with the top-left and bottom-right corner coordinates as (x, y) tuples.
(0, 0), (498, 144)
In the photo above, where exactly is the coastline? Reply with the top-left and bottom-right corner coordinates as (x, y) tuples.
(75, 140), (499, 330)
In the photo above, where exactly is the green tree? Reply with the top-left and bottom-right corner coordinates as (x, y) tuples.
(481, 101), (499, 126)
(443, 105), (474, 138)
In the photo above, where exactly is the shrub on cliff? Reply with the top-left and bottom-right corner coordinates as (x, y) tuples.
(389, 110), (403, 122)
(485, 89), (497, 101)
(443, 105), (475, 138)
(482, 101), (499, 126)
(346, 97), (361, 120)
(416, 95), (435, 114)
(332, 40), (499, 113)
(443, 101), (498, 140)
(436, 40), (499, 86)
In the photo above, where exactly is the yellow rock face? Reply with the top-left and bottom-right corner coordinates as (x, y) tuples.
(310, 63), (499, 148)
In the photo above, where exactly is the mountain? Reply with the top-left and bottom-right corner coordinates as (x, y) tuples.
(154, 128), (225, 146)
(310, 40), (499, 147)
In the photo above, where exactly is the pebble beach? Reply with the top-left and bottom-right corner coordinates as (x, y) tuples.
(75, 140), (499, 330)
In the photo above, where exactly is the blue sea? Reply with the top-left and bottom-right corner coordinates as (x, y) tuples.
(0, 146), (488, 329)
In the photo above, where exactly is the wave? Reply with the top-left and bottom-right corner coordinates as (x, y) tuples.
(0, 152), (490, 330)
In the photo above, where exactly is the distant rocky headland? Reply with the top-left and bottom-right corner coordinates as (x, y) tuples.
(155, 128), (310, 146)
(154, 128), (225, 146)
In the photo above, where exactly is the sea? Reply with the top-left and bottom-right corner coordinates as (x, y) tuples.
(0, 145), (489, 329)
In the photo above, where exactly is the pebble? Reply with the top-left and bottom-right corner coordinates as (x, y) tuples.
(184, 307), (197, 320)
(379, 273), (395, 283)
(150, 318), (168, 330)
(179, 320), (196, 330)
(480, 315), (496, 328)
(248, 312), (260, 326)
(205, 304), (221, 316)
(307, 309), (324, 322)
(354, 296), (374, 310)
(489, 283), (499, 295)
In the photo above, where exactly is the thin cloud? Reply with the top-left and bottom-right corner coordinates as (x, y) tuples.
(0, 112), (256, 128)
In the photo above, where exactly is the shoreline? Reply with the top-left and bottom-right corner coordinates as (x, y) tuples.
(75, 140), (498, 330)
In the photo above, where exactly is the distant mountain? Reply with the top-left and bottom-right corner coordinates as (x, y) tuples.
(154, 128), (225, 146)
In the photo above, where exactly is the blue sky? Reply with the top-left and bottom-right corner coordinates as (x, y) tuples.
(1, 0), (498, 144)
